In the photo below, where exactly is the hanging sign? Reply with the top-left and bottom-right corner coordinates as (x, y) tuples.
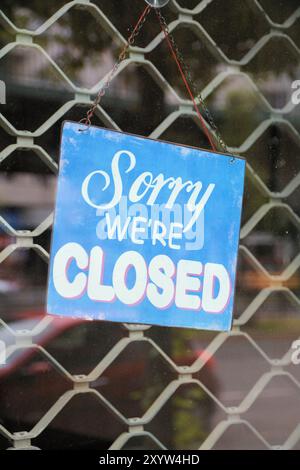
(47, 121), (245, 331)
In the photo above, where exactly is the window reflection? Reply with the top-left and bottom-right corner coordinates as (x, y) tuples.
(0, 0), (300, 450)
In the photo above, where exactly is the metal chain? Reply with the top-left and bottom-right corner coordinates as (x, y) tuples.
(79, 5), (152, 128)
(156, 9), (228, 154)
(79, 4), (228, 155)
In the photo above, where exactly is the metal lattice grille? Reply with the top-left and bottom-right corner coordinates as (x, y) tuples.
(0, 0), (300, 450)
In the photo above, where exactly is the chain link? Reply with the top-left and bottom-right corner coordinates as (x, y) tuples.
(79, 5), (152, 128)
(156, 9), (228, 154)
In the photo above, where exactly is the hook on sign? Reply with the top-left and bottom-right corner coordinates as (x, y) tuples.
(144, 0), (170, 8)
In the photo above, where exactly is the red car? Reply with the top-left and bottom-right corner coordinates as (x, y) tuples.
(0, 315), (218, 449)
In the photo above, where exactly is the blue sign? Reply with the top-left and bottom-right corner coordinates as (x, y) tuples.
(47, 121), (245, 331)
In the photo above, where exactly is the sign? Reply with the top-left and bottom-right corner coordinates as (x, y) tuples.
(47, 121), (245, 331)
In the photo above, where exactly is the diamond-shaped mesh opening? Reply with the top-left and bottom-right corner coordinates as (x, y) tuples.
(245, 125), (300, 191)
(198, 0), (269, 61)
(0, 347), (71, 433)
(241, 291), (300, 358)
(36, 7), (119, 89)
(43, 319), (125, 375)
(148, 325), (218, 368)
(245, 375), (300, 444)
(205, 76), (266, 147)
(244, 37), (299, 109)
(94, 341), (175, 418)
(0, 0), (67, 29)
(0, 46), (73, 131)
(243, 206), (300, 274)
(100, 64), (174, 136)
(212, 422), (269, 450)
(33, 393), (126, 449)
(147, 383), (224, 449)
(150, 27), (221, 99)
(209, 336), (269, 406)
(159, 116), (213, 150)
(0, 248), (47, 322)
(257, 0), (299, 24)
